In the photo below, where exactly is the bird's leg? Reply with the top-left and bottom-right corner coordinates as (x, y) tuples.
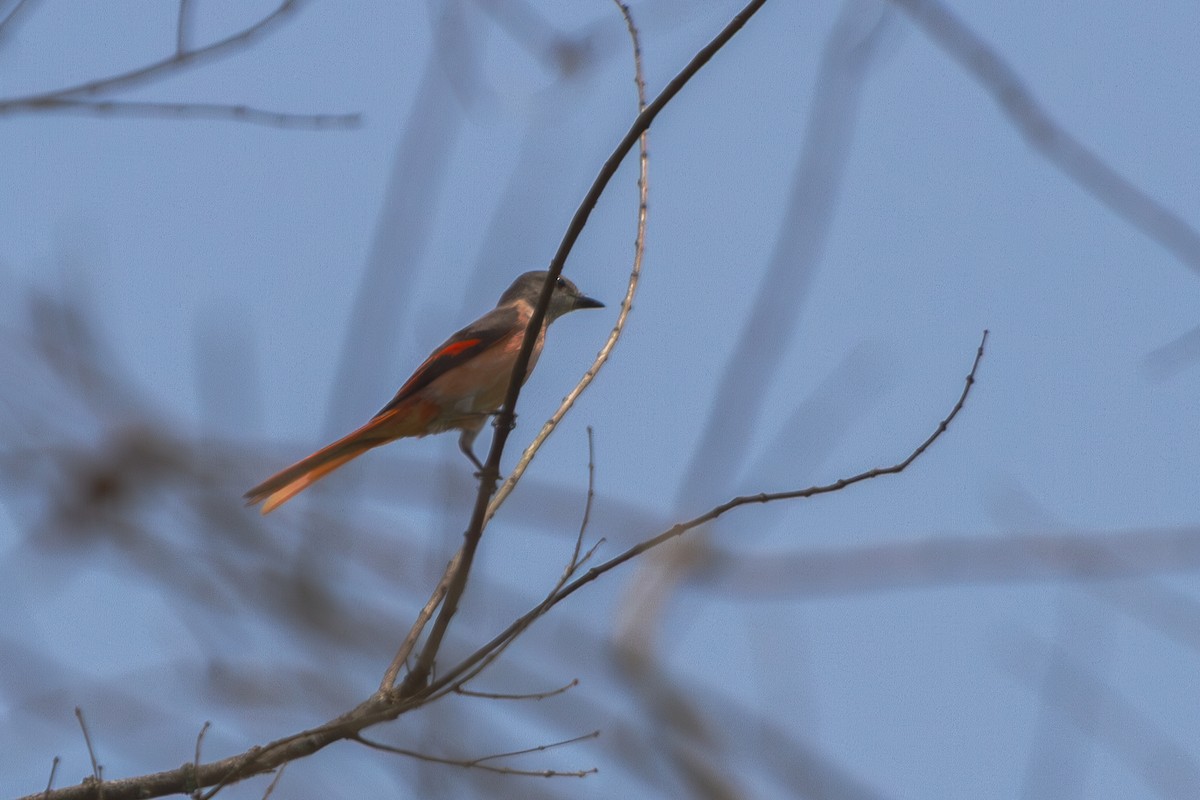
(458, 426), (485, 473)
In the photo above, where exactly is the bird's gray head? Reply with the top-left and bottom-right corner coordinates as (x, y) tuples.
(500, 271), (604, 322)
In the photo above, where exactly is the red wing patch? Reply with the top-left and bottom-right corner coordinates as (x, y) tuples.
(433, 338), (482, 358)
(373, 305), (522, 419)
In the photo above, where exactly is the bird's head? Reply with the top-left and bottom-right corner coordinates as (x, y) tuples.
(501, 271), (604, 322)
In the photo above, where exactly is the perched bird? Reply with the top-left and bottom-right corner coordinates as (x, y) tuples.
(245, 271), (603, 514)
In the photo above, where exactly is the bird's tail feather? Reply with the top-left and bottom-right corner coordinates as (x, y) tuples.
(245, 433), (380, 514)
(245, 397), (443, 514)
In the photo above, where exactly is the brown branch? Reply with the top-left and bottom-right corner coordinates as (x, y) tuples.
(0, 0), (359, 129)
(455, 677), (580, 701)
(482, 0), (651, 527)
(190, 721), (210, 799)
(352, 730), (599, 777)
(74, 707), (103, 790)
(398, 0), (768, 700)
(379, 549), (460, 690)
(0, 98), (361, 129)
(259, 764), (286, 800)
(381, 0), (641, 697)
(422, 331), (989, 700)
(20, 4), (772, 797)
(42, 756), (59, 798)
(888, 0), (1200, 274)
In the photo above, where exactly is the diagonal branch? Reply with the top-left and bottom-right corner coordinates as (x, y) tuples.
(423, 331), (989, 700)
(482, 0), (650, 527)
(395, 0), (769, 698)
(888, 0), (1200, 274)
(0, 0), (359, 129)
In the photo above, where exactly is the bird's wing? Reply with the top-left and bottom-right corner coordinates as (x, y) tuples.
(373, 304), (522, 417)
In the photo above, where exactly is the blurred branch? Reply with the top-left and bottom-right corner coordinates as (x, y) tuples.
(889, 0), (1200, 274)
(7, 97), (359, 129)
(693, 524), (1200, 597)
(0, 0), (37, 43)
(1002, 632), (1200, 799)
(0, 0), (361, 129)
(19, 3), (769, 797)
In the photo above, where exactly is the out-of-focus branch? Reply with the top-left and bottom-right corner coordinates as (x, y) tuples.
(889, 0), (1200, 273)
(692, 524), (1200, 597)
(1002, 632), (1200, 798)
(0, 0), (37, 42)
(18, 4), (772, 798)
(0, 0), (361, 129)
(5, 98), (359, 129)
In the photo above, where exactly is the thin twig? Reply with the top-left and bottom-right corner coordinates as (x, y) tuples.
(889, 0), (1200, 273)
(483, 0), (650, 526)
(352, 731), (599, 777)
(20, 4), (769, 798)
(455, 677), (579, 701)
(400, 0), (765, 700)
(570, 426), (597, 575)
(74, 707), (103, 792)
(259, 764), (286, 800)
(0, 0), (358, 130)
(423, 331), (989, 699)
(191, 722), (210, 799)
(0, 98), (361, 129)
(42, 756), (59, 798)
(10, 0), (299, 100)
(412, 2), (648, 701)
(441, 430), (598, 693)
(379, 549), (461, 691)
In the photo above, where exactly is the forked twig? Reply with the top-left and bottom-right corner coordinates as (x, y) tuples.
(423, 331), (990, 699)
(352, 730), (599, 778)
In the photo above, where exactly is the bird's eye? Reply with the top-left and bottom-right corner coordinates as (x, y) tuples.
(556, 277), (567, 289)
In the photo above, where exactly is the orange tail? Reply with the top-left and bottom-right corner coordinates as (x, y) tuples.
(244, 435), (376, 514)
(246, 397), (442, 514)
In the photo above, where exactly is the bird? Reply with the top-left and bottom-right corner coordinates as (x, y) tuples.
(245, 271), (603, 514)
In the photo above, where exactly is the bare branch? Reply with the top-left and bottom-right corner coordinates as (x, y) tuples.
(399, 0), (768, 701)
(889, 0), (1200, 273)
(0, 98), (361, 129)
(353, 730), (599, 778)
(0, 0), (37, 42)
(259, 764), (286, 800)
(0, 0), (359, 129)
(74, 707), (103, 788)
(1002, 632), (1200, 798)
(484, 0), (650, 526)
(191, 722), (210, 799)
(424, 331), (989, 700)
(379, 549), (461, 691)
(455, 677), (580, 702)
(42, 756), (59, 798)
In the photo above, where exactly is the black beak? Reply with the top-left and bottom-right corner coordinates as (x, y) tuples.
(573, 294), (604, 310)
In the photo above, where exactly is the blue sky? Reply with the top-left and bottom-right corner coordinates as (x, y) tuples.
(2, 2), (1199, 798)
